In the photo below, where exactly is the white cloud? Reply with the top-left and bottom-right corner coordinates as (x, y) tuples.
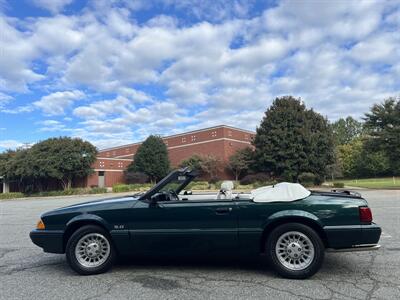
(1, 0), (400, 148)
(73, 96), (132, 120)
(1, 105), (34, 114)
(30, 15), (84, 55)
(0, 139), (23, 149)
(225, 37), (289, 69)
(0, 92), (12, 108)
(146, 15), (178, 28)
(0, 17), (44, 92)
(350, 33), (399, 64)
(37, 119), (67, 131)
(32, 0), (73, 14)
(160, 0), (256, 21)
(34, 90), (85, 115)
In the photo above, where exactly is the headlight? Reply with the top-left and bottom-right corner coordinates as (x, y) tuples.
(36, 219), (45, 230)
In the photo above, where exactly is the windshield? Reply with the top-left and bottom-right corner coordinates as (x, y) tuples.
(159, 175), (188, 193)
(138, 167), (197, 200)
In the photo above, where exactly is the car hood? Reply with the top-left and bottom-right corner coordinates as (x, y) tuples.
(43, 195), (140, 217)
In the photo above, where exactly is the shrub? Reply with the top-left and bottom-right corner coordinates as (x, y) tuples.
(0, 187), (108, 199)
(186, 181), (209, 190)
(88, 187), (108, 194)
(333, 182), (345, 188)
(124, 171), (149, 184)
(31, 187), (108, 197)
(113, 184), (131, 193)
(0, 192), (25, 200)
(113, 183), (151, 193)
(235, 184), (254, 190)
(314, 175), (324, 186)
(252, 181), (277, 188)
(32, 188), (84, 197)
(240, 173), (270, 185)
(208, 177), (220, 184)
(298, 172), (317, 187)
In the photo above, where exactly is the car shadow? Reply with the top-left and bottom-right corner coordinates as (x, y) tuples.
(42, 252), (363, 279)
(115, 254), (271, 275)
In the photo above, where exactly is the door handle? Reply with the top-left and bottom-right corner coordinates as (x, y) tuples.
(215, 207), (233, 214)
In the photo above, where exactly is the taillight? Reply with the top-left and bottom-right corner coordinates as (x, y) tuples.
(359, 206), (372, 223)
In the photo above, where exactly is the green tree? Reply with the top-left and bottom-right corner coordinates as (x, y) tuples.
(331, 116), (364, 145)
(29, 137), (97, 190)
(0, 138), (97, 191)
(0, 150), (17, 179)
(326, 148), (343, 181)
(179, 154), (204, 173)
(128, 135), (170, 182)
(253, 96), (335, 182)
(228, 147), (254, 181)
(337, 139), (363, 178)
(199, 155), (221, 182)
(357, 150), (390, 177)
(337, 139), (390, 178)
(364, 97), (400, 175)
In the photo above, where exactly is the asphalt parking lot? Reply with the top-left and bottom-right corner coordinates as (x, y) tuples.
(1, 190), (399, 300)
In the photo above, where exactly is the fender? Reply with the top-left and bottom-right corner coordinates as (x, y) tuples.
(66, 213), (111, 230)
(64, 214), (131, 254)
(262, 209), (323, 229)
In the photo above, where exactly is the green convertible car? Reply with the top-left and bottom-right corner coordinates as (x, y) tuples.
(30, 167), (381, 279)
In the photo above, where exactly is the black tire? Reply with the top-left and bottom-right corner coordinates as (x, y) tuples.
(66, 225), (115, 275)
(265, 223), (324, 279)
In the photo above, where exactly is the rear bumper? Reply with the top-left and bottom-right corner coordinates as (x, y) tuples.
(30, 229), (64, 254)
(323, 223), (381, 250)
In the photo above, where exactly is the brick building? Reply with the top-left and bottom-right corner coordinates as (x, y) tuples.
(86, 125), (255, 188)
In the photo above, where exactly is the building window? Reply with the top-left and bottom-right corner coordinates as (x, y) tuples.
(98, 171), (105, 176)
(244, 134), (249, 140)
(125, 148), (129, 153)
(99, 161), (105, 168)
(106, 152), (110, 157)
(228, 130), (232, 137)
(110, 162), (114, 167)
(211, 131), (217, 137)
(182, 137), (186, 143)
(118, 162), (123, 168)
(112, 151), (116, 156)
(165, 140), (168, 146)
(191, 135), (196, 142)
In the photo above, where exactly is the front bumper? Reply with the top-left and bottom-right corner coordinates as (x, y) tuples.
(30, 229), (64, 254)
(323, 223), (381, 250)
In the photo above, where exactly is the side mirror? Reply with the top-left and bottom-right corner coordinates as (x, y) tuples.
(184, 190), (192, 195)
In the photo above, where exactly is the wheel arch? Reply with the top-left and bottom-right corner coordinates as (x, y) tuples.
(259, 212), (328, 253)
(63, 214), (110, 252)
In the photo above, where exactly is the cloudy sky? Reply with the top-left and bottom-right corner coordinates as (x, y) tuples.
(0, 0), (399, 150)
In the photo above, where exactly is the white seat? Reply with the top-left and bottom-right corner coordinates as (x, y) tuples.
(217, 181), (234, 200)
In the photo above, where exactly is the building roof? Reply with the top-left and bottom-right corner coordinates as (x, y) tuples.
(99, 124), (255, 152)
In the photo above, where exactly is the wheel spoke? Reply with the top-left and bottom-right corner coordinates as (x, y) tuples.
(275, 230), (315, 271)
(75, 233), (110, 268)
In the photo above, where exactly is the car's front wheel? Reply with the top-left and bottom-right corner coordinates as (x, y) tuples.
(265, 223), (324, 279)
(66, 225), (115, 275)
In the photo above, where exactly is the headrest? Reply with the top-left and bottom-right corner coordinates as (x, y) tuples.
(220, 181), (234, 191)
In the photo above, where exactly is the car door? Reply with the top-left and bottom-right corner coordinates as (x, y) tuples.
(129, 199), (238, 256)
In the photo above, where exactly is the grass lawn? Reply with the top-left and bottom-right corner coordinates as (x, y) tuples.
(329, 177), (400, 189)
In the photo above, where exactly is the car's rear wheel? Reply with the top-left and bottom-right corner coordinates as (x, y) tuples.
(66, 225), (115, 275)
(265, 223), (324, 279)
